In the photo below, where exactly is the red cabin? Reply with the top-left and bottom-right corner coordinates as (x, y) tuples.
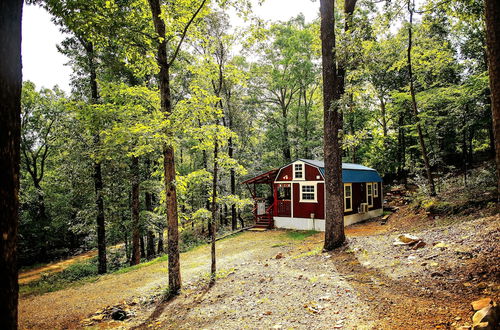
(242, 159), (383, 230)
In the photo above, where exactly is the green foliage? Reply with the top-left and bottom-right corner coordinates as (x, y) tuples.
(284, 230), (318, 241)
(19, 0), (494, 270)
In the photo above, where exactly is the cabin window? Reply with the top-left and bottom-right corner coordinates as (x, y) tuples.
(293, 163), (304, 180)
(300, 184), (316, 202)
(277, 186), (291, 200)
(366, 183), (373, 207)
(373, 182), (379, 198)
(344, 184), (353, 212)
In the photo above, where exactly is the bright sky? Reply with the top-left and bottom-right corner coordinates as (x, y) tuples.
(21, 0), (319, 93)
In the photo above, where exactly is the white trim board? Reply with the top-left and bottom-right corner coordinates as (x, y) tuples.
(273, 208), (383, 231)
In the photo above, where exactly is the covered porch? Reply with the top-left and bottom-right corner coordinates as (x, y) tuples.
(242, 169), (279, 229)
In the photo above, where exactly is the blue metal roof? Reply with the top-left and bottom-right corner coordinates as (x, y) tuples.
(298, 159), (382, 183)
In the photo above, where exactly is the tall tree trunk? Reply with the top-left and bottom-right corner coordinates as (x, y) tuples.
(210, 137), (218, 284)
(130, 156), (141, 266)
(85, 41), (107, 274)
(203, 149), (211, 236)
(33, 182), (49, 261)
(303, 88), (311, 159)
(0, 0), (22, 327)
(148, 0), (182, 295)
(321, 0), (356, 250)
(407, 1), (436, 196)
(282, 109), (291, 162)
(145, 180), (156, 259)
(484, 0), (500, 191)
(229, 135), (237, 231)
(379, 95), (388, 138)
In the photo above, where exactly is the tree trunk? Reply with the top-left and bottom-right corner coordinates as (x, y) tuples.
(148, 0), (181, 295)
(203, 149), (211, 236)
(379, 95), (388, 138)
(84, 41), (107, 274)
(485, 0), (500, 198)
(157, 225), (164, 254)
(0, 0), (22, 327)
(210, 137), (218, 284)
(282, 110), (292, 162)
(130, 156), (141, 266)
(320, 0), (348, 251)
(407, 0), (436, 196)
(145, 188), (156, 259)
(229, 136), (237, 230)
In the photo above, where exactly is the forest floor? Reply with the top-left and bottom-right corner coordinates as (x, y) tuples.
(19, 204), (499, 329)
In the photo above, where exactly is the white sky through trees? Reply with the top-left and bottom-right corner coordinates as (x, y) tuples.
(21, 0), (319, 93)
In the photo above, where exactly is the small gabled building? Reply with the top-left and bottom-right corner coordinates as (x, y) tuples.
(242, 159), (383, 231)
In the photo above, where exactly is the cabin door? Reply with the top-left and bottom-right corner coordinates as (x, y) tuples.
(276, 184), (291, 217)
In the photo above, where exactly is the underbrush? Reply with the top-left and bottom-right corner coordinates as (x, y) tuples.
(411, 164), (497, 217)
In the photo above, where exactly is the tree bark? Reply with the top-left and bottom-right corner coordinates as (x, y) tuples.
(85, 41), (107, 274)
(0, 1), (22, 328)
(485, 0), (500, 198)
(407, 0), (436, 196)
(210, 137), (218, 284)
(147, 0), (182, 295)
(130, 156), (141, 266)
(320, 0), (350, 251)
(145, 184), (156, 259)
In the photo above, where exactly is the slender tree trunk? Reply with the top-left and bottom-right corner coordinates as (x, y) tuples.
(85, 41), (107, 274)
(130, 156), (141, 266)
(210, 137), (218, 284)
(321, 0), (356, 250)
(157, 226), (164, 254)
(229, 136), (237, 231)
(148, 0), (181, 295)
(407, 1), (436, 196)
(0, 0), (22, 327)
(238, 210), (245, 228)
(140, 235), (146, 258)
(303, 88), (311, 159)
(485, 0), (500, 198)
(145, 190), (155, 259)
(203, 149), (211, 236)
(379, 95), (388, 137)
(282, 108), (292, 162)
(33, 182), (49, 261)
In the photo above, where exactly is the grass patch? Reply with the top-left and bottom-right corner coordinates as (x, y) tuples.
(114, 254), (169, 274)
(284, 230), (318, 241)
(271, 243), (288, 248)
(20, 259), (100, 297)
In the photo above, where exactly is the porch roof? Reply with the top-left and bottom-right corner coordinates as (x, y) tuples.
(241, 168), (279, 185)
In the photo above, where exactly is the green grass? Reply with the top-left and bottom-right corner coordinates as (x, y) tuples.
(114, 254), (169, 274)
(283, 230), (318, 241)
(20, 259), (100, 297)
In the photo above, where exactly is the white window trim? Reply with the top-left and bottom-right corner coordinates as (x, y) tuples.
(299, 182), (317, 203)
(293, 161), (305, 181)
(366, 182), (373, 208)
(373, 182), (379, 198)
(344, 183), (353, 212)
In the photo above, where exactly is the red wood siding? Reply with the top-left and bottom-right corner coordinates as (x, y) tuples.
(276, 163), (323, 181)
(305, 164), (323, 180)
(276, 165), (292, 181)
(292, 182), (324, 219)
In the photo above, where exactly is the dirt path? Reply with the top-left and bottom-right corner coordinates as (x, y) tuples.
(19, 251), (98, 285)
(19, 210), (499, 329)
